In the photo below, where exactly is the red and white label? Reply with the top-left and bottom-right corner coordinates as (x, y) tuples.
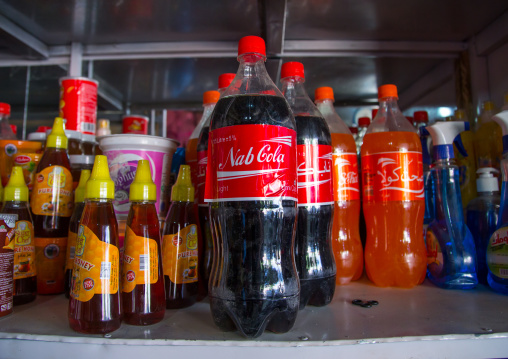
(362, 151), (424, 202)
(197, 150), (207, 206)
(205, 124), (297, 202)
(333, 152), (360, 201)
(297, 144), (333, 206)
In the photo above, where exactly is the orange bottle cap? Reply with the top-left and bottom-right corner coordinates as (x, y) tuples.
(203, 90), (220, 105)
(314, 87), (334, 102)
(378, 84), (398, 100)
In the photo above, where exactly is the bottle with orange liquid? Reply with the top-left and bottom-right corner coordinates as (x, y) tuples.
(122, 160), (165, 325)
(360, 84), (427, 288)
(315, 86), (363, 285)
(68, 155), (121, 334)
(186, 92), (220, 188)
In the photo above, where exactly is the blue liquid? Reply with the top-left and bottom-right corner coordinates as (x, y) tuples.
(427, 164), (477, 289)
(487, 181), (508, 294)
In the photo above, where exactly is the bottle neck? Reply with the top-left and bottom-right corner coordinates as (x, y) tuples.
(281, 76), (320, 117)
(201, 103), (216, 127)
(131, 200), (156, 205)
(370, 96), (416, 133)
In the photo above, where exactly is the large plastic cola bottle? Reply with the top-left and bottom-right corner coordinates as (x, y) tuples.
(205, 36), (299, 338)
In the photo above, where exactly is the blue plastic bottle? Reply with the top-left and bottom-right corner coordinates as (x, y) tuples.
(425, 121), (478, 289)
(420, 127), (434, 234)
(487, 111), (508, 294)
(465, 168), (500, 285)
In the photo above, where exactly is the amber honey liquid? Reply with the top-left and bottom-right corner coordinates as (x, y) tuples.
(68, 200), (121, 334)
(64, 201), (85, 298)
(361, 131), (427, 288)
(122, 202), (165, 325)
(163, 201), (199, 309)
(330, 133), (363, 285)
(2, 201), (36, 304)
(32, 148), (72, 295)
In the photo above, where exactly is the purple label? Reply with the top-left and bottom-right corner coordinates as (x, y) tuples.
(104, 149), (171, 220)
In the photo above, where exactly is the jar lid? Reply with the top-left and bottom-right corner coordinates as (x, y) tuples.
(27, 132), (46, 141)
(82, 134), (96, 143)
(69, 155), (95, 166)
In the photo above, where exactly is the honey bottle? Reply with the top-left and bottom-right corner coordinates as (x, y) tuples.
(31, 117), (73, 294)
(68, 155), (121, 334)
(122, 160), (165, 325)
(2, 166), (36, 305)
(64, 169), (91, 298)
(162, 165), (199, 309)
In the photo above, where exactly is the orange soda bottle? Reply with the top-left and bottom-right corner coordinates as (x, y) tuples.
(315, 87), (363, 285)
(360, 84), (427, 288)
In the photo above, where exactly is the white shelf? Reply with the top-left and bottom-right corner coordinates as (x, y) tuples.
(1, 278), (508, 359)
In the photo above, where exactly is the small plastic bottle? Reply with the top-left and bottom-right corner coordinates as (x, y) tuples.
(0, 103), (17, 140)
(2, 167), (36, 304)
(162, 165), (199, 309)
(466, 168), (500, 285)
(68, 155), (121, 334)
(64, 169), (91, 298)
(122, 160), (165, 325)
(31, 117), (73, 295)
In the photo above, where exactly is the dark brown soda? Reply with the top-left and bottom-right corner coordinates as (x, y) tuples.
(163, 201), (198, 309)
(2, 201), (36, 305)
(68, 200), (121, 334)
(122, 202), (165, 325)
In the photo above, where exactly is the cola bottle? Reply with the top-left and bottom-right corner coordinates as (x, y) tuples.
(196, 74), (235, 299)
(205, 36), (299, 338)
(280, 62), (336, 308)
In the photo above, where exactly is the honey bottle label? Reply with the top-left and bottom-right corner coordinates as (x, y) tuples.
(65, 230), (77, 271)
(162, 224), (198, 284)
(31, 166), (74, 217)
(70, 225), (119, 302)
(122, 226), (159, 293)
(13, 221), (36, 280)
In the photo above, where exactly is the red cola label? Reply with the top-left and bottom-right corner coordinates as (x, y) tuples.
(197, 150), (207, 206)
(333, 152), (360, 201)
(297, 144), (333, 205)
(362, 151), (424, 202)
(205, 124), (297, 202)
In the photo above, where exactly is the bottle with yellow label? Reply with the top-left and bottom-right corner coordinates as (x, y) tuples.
(31, 117), (73, 295)
(122, 160), (165, 325)
(162, 165), (200, 309)
(64, 169), (90, 298)
(1, 166), (36, 305)
(68, 155), (121, 334)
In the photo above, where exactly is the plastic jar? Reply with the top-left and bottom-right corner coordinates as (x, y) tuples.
(81, 134), (96, 155)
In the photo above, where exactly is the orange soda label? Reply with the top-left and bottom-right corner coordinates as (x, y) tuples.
(13, 221), (36, 280)
(162, 224), (198, 284)
(31, 166), (73, 217)
(35, 236), (67, 293)
(65, 231), (77, 271)
(122, 226), (159, 293)
(333, 152), (360, 201)
(70, 225), (119, 302)
(362, 151), (424, 202)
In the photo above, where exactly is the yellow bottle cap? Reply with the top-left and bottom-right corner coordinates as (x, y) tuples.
(130, 160), (156, 202)
(86, 155), (114, 200)
(4, 166), (28, 202)
(46, 117), (68, 149)
(483, 101), (495, 111)
(75, 169), (91, 203)
(171, 165), (194, 202)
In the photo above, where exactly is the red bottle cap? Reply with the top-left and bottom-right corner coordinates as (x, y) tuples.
(406, 116), (414, 123)
(9, 125), (16, 135)
(0, 103), (10, 115)
(378, 84), (398, 99)
(358, 117), (371, 127)
(218, 73), (236, 89)
(414, 111), (429, 123)
(280, 62), (305, 79)
(203, 90), (220, 105)
(349, 127), (358, 134)
(238, 36), (266, 56)
(314, 87), (334, 101)
(36, 126), (52, 133)
(372, 109), (378, 119)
